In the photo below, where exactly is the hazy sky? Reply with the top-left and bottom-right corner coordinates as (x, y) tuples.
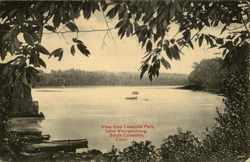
(30, 12), (225, 74)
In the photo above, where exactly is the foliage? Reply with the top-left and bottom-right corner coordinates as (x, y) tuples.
(0, 1), (249, 87)
(119, 141), (158, 162)
(37, 69), (188, 86)
(0, 86), (22, 157)
(202, 43), (249, 162)
(103, 141), (159, 162)
(160, 128), (202, 162)
(113, 1), (249, 80)
(188, 57), (227, 90)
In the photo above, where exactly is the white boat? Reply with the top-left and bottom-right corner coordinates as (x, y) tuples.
(125, 96), (138, 100)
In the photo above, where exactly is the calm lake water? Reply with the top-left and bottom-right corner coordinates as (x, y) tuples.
(11, 86), (224, 152)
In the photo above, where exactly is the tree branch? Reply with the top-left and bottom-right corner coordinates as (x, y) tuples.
(102, 31), (109, 49)
(43, 28), (114, 35)
(242, 20), (249, 34)
(101, 7), (117, 46)
(227, 25), (245, 32)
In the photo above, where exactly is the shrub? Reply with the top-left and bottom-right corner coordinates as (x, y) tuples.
(160, 128), (202, 162)
(202, 43), (249, 162)
(120, 141), (158, 162)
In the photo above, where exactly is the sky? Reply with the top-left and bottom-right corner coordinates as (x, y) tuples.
(29, 12), (224, 74)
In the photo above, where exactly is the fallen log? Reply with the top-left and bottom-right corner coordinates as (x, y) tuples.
(14, 130), (42, 136)
(21, 134), (50, 143)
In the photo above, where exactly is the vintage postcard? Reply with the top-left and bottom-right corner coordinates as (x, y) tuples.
(0, 0), (249, 162)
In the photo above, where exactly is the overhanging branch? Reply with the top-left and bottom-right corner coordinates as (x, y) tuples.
(43, 28), (115, 35)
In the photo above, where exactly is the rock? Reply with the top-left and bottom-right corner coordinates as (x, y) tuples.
(9, 84), (44, 118)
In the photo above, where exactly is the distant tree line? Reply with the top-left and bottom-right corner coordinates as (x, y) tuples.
(36, 70), (188, 87)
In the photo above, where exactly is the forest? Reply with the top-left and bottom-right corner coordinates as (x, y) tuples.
(37, 70), (188, 86)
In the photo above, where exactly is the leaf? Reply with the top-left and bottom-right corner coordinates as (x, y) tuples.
(115, 21), (123, 28)
(53, 14), (60, 28)
(204, 35), (210, 45)
(188, 40), (194, 49)
(198, 35), (203, 47)
(0, 10), (5, 17)
(146, 40), (152, 52)
(220, 25), (227, 35)
(10, 42), (15, 54)
(213, 21), (219, 27)
(0, 51), (6, 60)
(49, 3), (55, 15)
(204, 19), (210, 26)
(70, 45), (75, 56)
(38, 58), (46, 68)
(44, 25), (56, 32)
(174, 0), (182, 11)
(66, 22), (78, 32)
(3, 31), (12, 41)
(222, 49), (227, 56)
(170, 45), (180, 60)
(126, 22), (133, 37)
(140, 64), (149, 80)
(77, 43), (90, 57)
(58, 50), (63, 61)
(50, 48), (63, 60)
(106, 4), (120, 19)
(72, 38), (83, 44)
(216, 38), (224, 44)
(224, 41), (234, 50)
(170, 39), (175, 44)
(36, 44), (50, 55)
(183, 30), (191, 41)
(234, 36), (240, 45)
(149, 74), (152, 81)
(164, 46), (172, 60)
(169, 6), (175, 19)
(133, 22), (140, 33)
(161, 58), (171, 69)
(23, 32), (34, 46)
(22, 70), (29, 86)
(208, 8), (216, 19)
(13, 37), (21, 49)
(144, 54), (152, 63)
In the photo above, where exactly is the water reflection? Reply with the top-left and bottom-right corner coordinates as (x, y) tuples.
(10, 117), (43, 133)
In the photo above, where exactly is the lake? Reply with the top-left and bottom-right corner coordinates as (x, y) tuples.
(11, 86), (224, 152)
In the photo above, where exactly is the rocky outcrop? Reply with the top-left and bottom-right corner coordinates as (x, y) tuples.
(0, 63), (43, 117)
(9, 84), (44, 118)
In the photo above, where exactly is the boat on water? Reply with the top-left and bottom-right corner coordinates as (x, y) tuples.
(132, 91), (139, 95)
(125, 96), (138, 100)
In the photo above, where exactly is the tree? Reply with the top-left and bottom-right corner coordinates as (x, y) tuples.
(188, 58), (227, 90)
(0, 0), (249, 159)
(160, 128), (202, 162)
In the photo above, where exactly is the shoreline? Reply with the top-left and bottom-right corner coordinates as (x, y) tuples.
(176, 84), (223, 95)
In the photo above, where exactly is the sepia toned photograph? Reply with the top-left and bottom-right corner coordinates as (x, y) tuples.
(0, 0), (249, 161)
